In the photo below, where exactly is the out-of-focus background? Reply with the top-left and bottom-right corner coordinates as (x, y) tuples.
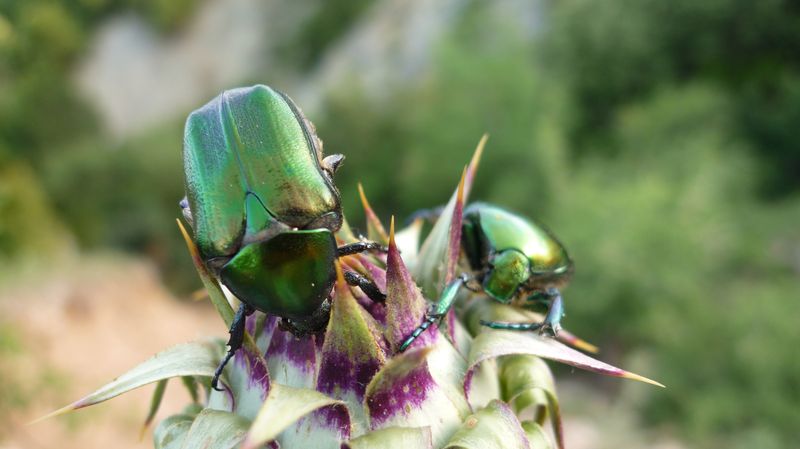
(1, 0), (798, 448)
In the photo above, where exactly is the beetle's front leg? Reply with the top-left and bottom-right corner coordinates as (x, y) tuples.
(212, 303), (255, 391)
(481, 289), (564, 337)
(398, 274), (468, 352)
(343, 270), (386, 303)
(336, 241), (387, 257)
(337, 241), (389, 303)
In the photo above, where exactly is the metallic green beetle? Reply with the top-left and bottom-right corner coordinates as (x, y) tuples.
(400, 202), (573, 351)
(181, 85), (385, 389)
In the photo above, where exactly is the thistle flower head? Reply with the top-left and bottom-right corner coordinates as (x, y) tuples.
(40, 137), (661, 449)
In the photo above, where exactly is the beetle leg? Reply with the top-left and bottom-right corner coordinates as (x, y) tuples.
(398, 313), (444, 352)
(398, 274), (467, 352)
(480, 290), (564, 337)
(479, 320), (543, 331)
(212, 303), (255, 391)
(336, 241), (387, 257)
(343, 270), (386, 303)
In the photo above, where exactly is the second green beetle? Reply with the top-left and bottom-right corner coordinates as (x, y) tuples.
(400, 202), (573, 351)
(182, 85), (385, 389)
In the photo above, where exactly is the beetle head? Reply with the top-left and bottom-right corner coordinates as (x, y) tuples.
(482, 249), (531, 303)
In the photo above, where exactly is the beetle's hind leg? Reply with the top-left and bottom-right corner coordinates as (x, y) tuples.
(343, 270), (386, 303)
(479, 320), (544, 331)
(212, 303), (255, 391)
(480, 289), (564, 337)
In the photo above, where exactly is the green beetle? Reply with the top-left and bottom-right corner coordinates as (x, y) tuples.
(181, 85), (385, 389)
(400, 202), (573, 351)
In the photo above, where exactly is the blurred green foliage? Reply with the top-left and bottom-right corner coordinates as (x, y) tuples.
(0, 0), (798, 447)
(0, 161), (72, 262)
(542, 0), (800, 197)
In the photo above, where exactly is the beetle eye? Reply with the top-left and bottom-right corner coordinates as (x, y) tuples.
(179, 196), (194, 227)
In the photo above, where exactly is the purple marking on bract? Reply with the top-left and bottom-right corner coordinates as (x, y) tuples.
(266, 327), (318, 375)
(314, 402), (352, 431)
(366, 359), (436, 427)
(314, 329), (326, 352)
(317, 350), (383, 400)
(258, 315), (280, 351)
(317, 278), (386, 400)
(463, 368), (476, 403)
(233, 345), (270, 397)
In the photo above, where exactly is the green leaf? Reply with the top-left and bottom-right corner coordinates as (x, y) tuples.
(343, 426), (433, 449)
(180, 376), (200, 403)
(140, 379), (168, 439)
(463, 358), (501, 411)
(153, 413), (195, 449)
(520, 421), (554, 449)
(499, 356), (562, 449)
(444, 400), (530, 449)
(466, 330), (664, 388)
(242, 383), (347, 449)
(35, 340), (220, 422)
(180, 409), (249, 449)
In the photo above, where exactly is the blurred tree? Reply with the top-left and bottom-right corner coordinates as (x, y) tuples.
(0, 0), (201, 288)
(541, 0), (800, 197)
(0, 160), (72, 262)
